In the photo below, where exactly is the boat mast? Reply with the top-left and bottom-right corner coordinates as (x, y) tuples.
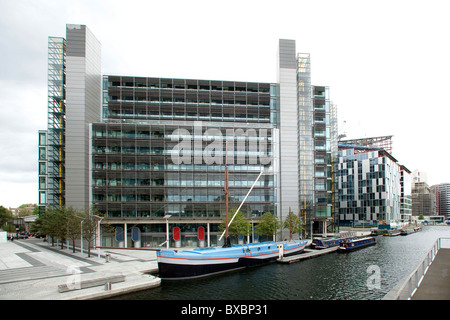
(219, 169), (264, 242)
(224, 141), (229, 242)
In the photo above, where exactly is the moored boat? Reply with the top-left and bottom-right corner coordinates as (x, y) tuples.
(156, 143), (309, 280)
(337, 237), (376, 252)
(311, 234), (357, 249)
(400, 228), (413, 235)
(157, 240), (308, 279)
(383, 229), (401, 237)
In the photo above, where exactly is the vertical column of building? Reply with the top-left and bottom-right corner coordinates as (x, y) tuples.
(46, 37), (66, 208)
(278, 40), (300, 227)
(329, 102), (339, 230)
(38, 130), (48, 213)
(312, 86), (335, 234)
(297, 52), (314, 233)
(65, 24), (102, 210)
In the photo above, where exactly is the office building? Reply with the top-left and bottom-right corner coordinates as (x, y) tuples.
(432, 183), (450, 218)
(411, 182), (436, 217)
(337, 146), (410, 225)
(38, 26), (338, 247)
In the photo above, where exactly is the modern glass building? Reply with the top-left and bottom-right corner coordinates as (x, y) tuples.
(38, 25), (338, 248)
(92, 76), (278, 247)
(337, 146), (410, 226)
(312, 86), (338, 234)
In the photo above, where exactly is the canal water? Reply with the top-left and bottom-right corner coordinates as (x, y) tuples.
(116, 225), (449, 300)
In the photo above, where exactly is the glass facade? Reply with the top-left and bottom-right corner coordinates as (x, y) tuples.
(312, 86), (338, 233)
(297, 53), (314, 232)
(45, 37), (66, 208)
(38, 29), (343, 248)
(337, 148), (403, 225)
(92, 76), (278, 247)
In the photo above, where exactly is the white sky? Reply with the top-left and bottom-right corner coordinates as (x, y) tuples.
(1, 0), (449, 208)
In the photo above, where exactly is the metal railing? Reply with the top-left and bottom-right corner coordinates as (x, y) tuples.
(383, 237), (450, 300)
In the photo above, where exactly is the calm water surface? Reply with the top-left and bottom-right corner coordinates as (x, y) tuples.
(116, 226), (450, 300)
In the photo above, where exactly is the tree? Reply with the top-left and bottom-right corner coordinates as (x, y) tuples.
(66, 206), (83, 253)
(31, 206), (106, 257)
(255, 212), (280, 241)
(219, 209), (252, 243)
(80, 208), (105, 258)
(0, 206), (12, 230)
(40, 207), (68, 248)
(282, 210), (304, 241)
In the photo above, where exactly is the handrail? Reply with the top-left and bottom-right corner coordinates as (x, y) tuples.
(383, 237), (450, 300)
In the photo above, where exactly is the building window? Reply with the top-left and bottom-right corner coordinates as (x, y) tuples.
(39, 132), (46, 146)
(39, 191), (46, 204)
(39, 162), (46, 175)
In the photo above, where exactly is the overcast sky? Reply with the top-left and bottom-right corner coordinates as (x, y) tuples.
(1, 0), (449, 208)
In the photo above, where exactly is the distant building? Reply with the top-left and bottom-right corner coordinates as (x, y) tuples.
(411, 181), (436, 217)
(400, 165), (412, 223)
(337, 146), (410, 226)
(411, 170), (428, 184)
(432, 183), (450, 218)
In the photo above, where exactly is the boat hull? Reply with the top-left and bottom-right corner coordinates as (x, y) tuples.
(157, 240), (307, 279)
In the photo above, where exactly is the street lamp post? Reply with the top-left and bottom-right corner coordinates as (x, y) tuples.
(93, 215), (104, 259)
(80, 220), (84, 256)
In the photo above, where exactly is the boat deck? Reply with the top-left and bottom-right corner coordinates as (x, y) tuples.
(277, 246), (338, 264)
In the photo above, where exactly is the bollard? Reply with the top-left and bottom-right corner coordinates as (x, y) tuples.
(277, 243), (284, 260)
(105, 253), (111, 263)
(105, 281), (111, 291)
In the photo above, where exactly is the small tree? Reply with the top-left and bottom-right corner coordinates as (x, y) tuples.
(219, 209), (252, 243)
(0, 206), (12, 229)
(255, 212), (280, 241)
(32, 207), (69, 248)
(80, 208), (105, 257)
(66, 206), (83, 253)
(283, 210), (304, 241)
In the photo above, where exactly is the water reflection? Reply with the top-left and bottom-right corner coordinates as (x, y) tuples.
(115, 226), (449, 300)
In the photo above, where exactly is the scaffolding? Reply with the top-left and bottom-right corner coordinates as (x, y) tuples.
(46, 37), (66, 207)
(340, 135), (393, 154)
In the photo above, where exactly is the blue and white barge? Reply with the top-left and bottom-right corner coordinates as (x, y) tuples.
(157, 240), (307, 279)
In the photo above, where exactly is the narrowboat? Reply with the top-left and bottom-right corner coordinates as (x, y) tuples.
(337, 237), (376, 252)
(311, 234), (357, 249)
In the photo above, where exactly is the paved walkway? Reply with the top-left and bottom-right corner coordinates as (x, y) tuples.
(0, 238), (160, 300)
(412, 248), (450, 300)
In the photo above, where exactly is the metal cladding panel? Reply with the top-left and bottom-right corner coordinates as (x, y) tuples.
(65, 24), (101, 210)
(66, 25), (86, 57)
(279, 39), (296, 69)
(278, 40), (300, 218)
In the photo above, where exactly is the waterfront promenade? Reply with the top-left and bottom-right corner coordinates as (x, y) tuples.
(0, 238), (160, 300)
(383, 237), (450, 300)
(412, 248), (450, 300)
